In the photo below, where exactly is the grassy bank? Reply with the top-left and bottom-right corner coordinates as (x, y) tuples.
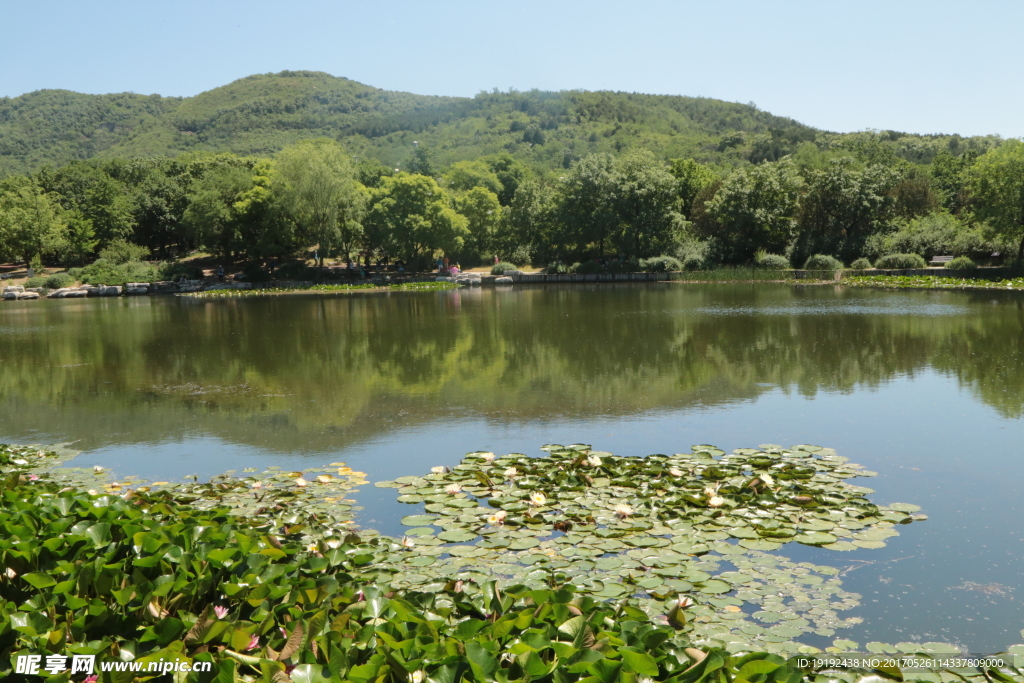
(844, 274), (1024, 290)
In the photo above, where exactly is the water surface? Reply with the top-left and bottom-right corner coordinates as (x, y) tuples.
(2, 284), (1023, 651)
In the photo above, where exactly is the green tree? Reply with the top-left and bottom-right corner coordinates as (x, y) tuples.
(699, 160), (803, 263)
(455, 186), (502, 259)
(609, 149), (685, 259)
(364, 173), (469, 267)
(0, 177), (67, 268)
(273, 139), (364, 273)
(35, 162), (133, 250)
(503, 180), (555, 262)
(443, 160), (503, 196)
(793, 158), (899, 263)
(405, 147), (438, 177)
(483, 154), (532, 206)
(181, 165), (256, 263)
(931, 150), (979, 214)
(968, 141), (1024, 259)
(669, 158), (718, 219)
(555, 153), (618, 257)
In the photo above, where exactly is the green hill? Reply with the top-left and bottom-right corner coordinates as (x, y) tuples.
(0, 70), (999, 176)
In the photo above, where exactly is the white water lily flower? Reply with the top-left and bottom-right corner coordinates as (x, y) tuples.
(431, 466), (446, 474)
(325, 539), (342, 549)
(504, 467), (518, 480)
(587, 454), (602, 467)
(87, 489), (98, 496)
(614, 503), (634, 519)
(487, 510), (507, 526)
(93, 465), (105, 473)
(5, 567), (16, 579)
(703, 486), (717, 497)
(294, 477), (309, 487)
(668, 467), (684, 477)
(251, 480), (263, 489)
(708, 495), (726, 508)
(529, 492), (547, 507)
(480, 452), (496, 462)
(760, 473), (775, 487)
(401, 536), (415, 548)
(11, 458), (28, 466)
(445, 483), (462, 495)
(306, 542), (319, 552)
(410, 671), (426, 683)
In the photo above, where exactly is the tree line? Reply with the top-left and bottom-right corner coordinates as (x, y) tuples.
(2, 136), (1023, 276)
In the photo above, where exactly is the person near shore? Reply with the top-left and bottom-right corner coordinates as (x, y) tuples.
(494, 255), (500, 265)
(436, 257), (443, 273)
(443, 256), (449, 274)
(216, 265), (225, 282)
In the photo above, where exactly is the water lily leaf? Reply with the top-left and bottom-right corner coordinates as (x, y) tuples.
(698, 580), (732, 594)
(797, 532), (837, 545)
(509, 537), (540, 550)
(400, 515), (437, 526)
(438, 530), (476, 543)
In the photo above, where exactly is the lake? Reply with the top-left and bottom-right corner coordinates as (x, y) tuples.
(1, 283), (1022, 651)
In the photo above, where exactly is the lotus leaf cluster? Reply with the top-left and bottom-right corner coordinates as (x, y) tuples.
(374, 444), (926, 652)
(3, 443), (1023, 683)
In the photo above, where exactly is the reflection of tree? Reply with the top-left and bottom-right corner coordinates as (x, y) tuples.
(2, 286), (1024, 451)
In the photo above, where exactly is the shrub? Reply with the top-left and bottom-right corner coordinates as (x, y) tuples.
(157, 261), (203, 281)
(576, 260), (605, 274)
(545, 261), (569, 274)
(98, 240), (149, 265)
(44, 273), (74, 289)
(850, 257), (873, 270)
(24, 276), (47, 288)
(874, 253), (927, 269)
(241, 262), (272, 282)
(754, 252), (790, 269)
(490, 261), (518, 275)
(683, 253), (706, 270)
(507, 244), (533, 267)
(277, 260), (316, 280)
(639, 256), (683, 272)
(68, 259), (157, 286)
(803, 254), (844, 272)
(945, 256), (977, 271)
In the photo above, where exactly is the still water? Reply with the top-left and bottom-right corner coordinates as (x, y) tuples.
(2, 284), (1023, 650)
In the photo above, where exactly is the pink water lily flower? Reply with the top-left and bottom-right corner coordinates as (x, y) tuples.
(246, 634), (260, 651)
(214, 605), (228, 619)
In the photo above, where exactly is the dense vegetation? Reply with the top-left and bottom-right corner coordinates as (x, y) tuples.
(5, 443), (1021, 682)
(1, 71), (1023, 278)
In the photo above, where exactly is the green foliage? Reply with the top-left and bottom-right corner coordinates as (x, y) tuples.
(639, 255), (683, 272)
(274, 139), (364, 270)
(571, 260), (604, 274)
(669, 158), (718, 219)
(68, 259), (157, 286)
(365, 173), (469, 264)
(43, 272), (74, 289)
(700, 160), (803, 263)
(754, 252), (790, 269)
(98, 238), (149, 264)
(874, 253), (928, 269)
(864, 211), (997, 261)
(945, 255), (977, 270)
(241, 262), (272, 282)
(803, 254), (844, 271)
(849, 257), (873, 269)
(792, 158), (899, 264)
(157, 260), (202, 281)
(491, 261), (518, 275)
(968, 140), (1024, 259)
(0, 176), (67, 266)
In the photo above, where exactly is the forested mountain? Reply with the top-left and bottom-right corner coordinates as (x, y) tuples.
(4, 70), (992, 176)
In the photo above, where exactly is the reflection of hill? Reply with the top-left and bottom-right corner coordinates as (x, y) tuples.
(1, 286), (1022, 451)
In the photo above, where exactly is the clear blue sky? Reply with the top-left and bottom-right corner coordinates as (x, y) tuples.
(2, 0), (1022, 138)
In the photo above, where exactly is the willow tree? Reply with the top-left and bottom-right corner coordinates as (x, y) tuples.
(273, 139), (363, 274)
